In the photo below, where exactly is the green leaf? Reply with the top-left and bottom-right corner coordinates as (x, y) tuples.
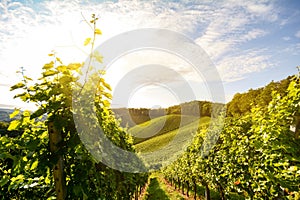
(45, 176), (51, 184)
(57, 65), (67, 73)
(59, 76), (72, 85)
(103, 92), (112, 99)
(27, 140), (40, 151)
(43, 61), (54, 70)
(30, 160), (39, 170)
(31, 108), (45, 119)
(23, 76), (33, 81)
(94, 28), (102, 35)
(10, 82), (25, 91)
(8, 120), (21, 131)
(23, 110), (31, 117)
(23, 156), (28, 162)
(56, 57), (63, 64)
(11, 174), (24, 183)
(42, 70), (57, 77)
(20, 93), (30, 101)
(102, 81), (111, 91)
(84, 37), (91, 46)
(28, 86), (35, 91)
(0, 175), (10, 187)
(10, 109), (20, 119)
(67, 63), (82, 71)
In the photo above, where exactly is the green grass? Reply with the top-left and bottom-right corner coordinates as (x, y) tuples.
(142, 173), (184, 200)
(129, 114), (199, 144)
(143, 173), (245, 200)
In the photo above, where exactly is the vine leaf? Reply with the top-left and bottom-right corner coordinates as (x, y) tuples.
(84, 37), (91, 46)
(8, 120), (21, 131)
(94, 28), (102, 35)
(10, 109), (20, 119)
(10, 82), (25, 91)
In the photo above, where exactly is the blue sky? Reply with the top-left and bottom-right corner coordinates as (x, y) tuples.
(0, 0), (299, 109)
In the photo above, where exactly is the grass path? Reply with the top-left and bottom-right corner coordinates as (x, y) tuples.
(141, 173), (195, 200)
(140, 173), (246, 200)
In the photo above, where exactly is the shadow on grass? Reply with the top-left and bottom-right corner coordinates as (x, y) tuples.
(143, 178), (170, 200)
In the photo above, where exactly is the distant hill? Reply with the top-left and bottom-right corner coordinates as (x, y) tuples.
(112, 100), (224, 128)
(135, 116), (210, 153)
(0, 108), (15, 122)
(129, 114), (199, 144)
(134, 116), (210, 168)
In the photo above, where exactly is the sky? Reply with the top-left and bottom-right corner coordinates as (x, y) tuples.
(0, 0), (299, 109)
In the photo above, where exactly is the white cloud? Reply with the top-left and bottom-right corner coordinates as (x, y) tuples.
(194, 1), (277, 82)
(282, 43), (300, 56)
(241, 29), (268, 41)
(283, 36), (291, 41)
(295, 30), (300, 38)
(105, 50), (204, 90)
(0, 0), (285, 108)
(216, 49), (273, 82)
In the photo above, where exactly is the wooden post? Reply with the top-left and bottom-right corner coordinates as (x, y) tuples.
(205, 183), (211, 200)
(187, 181), (189, 197)
(182, 181), (185, 194)
(48, 122), (66, 200)
(135, 185), (138, 200)
(218, 183), (225, 200)
(193, 179), (197, 200)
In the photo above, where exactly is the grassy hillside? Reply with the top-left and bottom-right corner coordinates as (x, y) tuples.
(129, 114), (199, 144)
(134, 116), (210, 153)
(134, 116), (210, 168)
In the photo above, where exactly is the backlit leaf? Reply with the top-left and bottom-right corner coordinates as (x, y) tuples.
(84, 37), (91, 46)
(10, 82), (25, 91)
(94, 28), (102, 35)
(8, 120), (21, 131)
(56, 57), (63, 64)
(43, 61), (54, 70)
(43, 70), (57, 77)
(23, 76), (33, 81)
(30, 160), (39, 170)
(9, 109), (20, 119)
(57, 65), (67, 72)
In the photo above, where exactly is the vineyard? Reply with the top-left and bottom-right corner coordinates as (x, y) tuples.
(163, 76), (300, 199)
(0, 14), (300, 200)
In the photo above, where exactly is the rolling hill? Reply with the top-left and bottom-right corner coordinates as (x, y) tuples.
(134, 116), (210, 153)
(129, 114), (199, 144)
(132, 116), (211, 169)
(0, 108), (15, 122)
